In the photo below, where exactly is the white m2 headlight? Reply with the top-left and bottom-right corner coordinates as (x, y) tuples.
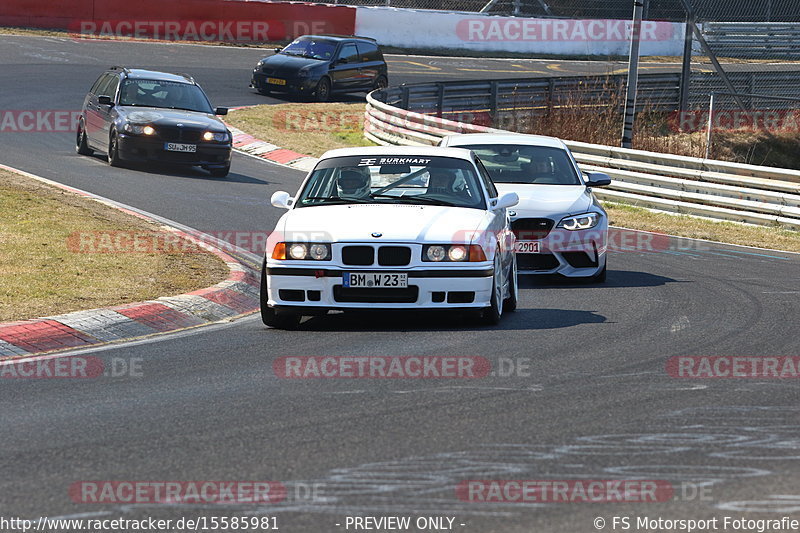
(557, 212), (600, 231)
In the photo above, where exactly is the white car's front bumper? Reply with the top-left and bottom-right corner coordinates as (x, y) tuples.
(265, 265), (494, 311)
(515, 225), (608, 277)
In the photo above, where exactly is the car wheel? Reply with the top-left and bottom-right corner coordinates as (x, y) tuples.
(372, 75), (388, 91)
(260, 259), (301, 329)
(76, 120), (93, 156)
(209, 164), (230, 178)
(314, 77), (331, 102)
(107, 132), (122, 167)
(482, 252), (504, 325)
(503, 254), (518, 312)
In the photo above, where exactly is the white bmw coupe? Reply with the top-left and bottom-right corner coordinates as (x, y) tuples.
(440, 133), (611, 282)
(261, 146), (519, 329)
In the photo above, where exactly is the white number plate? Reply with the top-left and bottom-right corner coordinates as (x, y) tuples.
(343, 272), (408, 288)
(515, 241), (541, 253)
(165, 142), (197, 153)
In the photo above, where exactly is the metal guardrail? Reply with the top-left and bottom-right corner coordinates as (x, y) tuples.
(364, 90), (800, 230)
(701, 22), (800, 59)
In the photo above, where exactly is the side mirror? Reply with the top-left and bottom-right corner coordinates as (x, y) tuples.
(214, 107), (228, 116)
(274, 47), (283, 53)
(98, 95), (113, 106)
(492, 192), (519, 210)
(271, 191), (293, 209)
(584, 171), (612, 187)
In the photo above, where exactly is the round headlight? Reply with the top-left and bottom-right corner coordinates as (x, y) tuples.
(448, 245), (468, 261)
(142, 125), (155, 135)
(309, 244), (329, 260)
(202, 131), (214, 141)
(289, 243), (307, 260)
(426, 245), (446, 262)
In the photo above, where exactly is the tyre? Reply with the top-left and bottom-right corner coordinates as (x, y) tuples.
(372, 75), (388, 91)
(482, 252), (504, 325)
(503, 254), (518, 312)
(314, 77), (331, 103)
(107, 132), (122, 167)
(209, 164), (230, 178)
(591, 262), (607, 283)
(260, 259), (301, 329)
(76, 119), (93, 156)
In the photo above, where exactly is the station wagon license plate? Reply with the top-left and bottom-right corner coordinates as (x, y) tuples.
(267, 77), (286, 86)
(164, 143), (197, 153)
(515, 241), (541, 253)
(343, 272), (408, 288)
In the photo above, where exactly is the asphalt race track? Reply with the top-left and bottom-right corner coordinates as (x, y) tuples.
(1, 35), (800, 532)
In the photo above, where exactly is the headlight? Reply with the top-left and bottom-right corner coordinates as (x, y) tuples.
(423, 245), (487, 262)
(557, 212), (600, 231)
(289, 243), (308, 260)
(123, 124), (155, 135)
(297, 68), (311, 78)
(271, 242), (331, 261)
(203, 131), (230, 142)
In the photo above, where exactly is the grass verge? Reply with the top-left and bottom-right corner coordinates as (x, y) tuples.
(228, 102), (800, 253)
(227, 103), (377, 158)
(0, 169), (229, 322)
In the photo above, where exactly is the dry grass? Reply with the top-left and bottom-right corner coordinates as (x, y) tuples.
(0, 170), (229, 321)
(606, 202), (800, 253)
(227, 103), (377, 158)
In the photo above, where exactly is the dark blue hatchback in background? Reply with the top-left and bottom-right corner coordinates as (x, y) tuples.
(250, 35), (388, 102)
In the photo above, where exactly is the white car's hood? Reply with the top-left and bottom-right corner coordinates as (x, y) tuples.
(280, 204), (489, 243)
(496, 184), (591, 217)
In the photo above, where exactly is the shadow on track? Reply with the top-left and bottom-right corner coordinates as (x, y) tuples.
(291, 307), (607, 332)
(520, 269), (682, 289)
(84, 154), (270, 184)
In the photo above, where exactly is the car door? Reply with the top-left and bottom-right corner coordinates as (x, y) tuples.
(328, 42), (361, 92)
(355, 41), (381, 89)
(95, 74), (120, 150)
(85, 73), (112, 146)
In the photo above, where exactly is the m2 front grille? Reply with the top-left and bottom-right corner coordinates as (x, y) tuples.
(512, 218), (554, 240)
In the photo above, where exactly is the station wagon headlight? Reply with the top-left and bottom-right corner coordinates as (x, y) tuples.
(124, 124), (155, 135)
(272, 242), (331, 261)
(557, 212), (600, 231)
(423, 245), (487, 262)
(203, 131), (230, 142)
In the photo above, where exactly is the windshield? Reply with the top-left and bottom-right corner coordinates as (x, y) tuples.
(296, 155), (486, 209)
(460, 144), (581, 185)
(118, 79), (214, 113)
(280, 37), (336, 60)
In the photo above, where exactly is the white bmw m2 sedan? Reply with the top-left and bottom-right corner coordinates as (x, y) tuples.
(261, 146), (519, 329)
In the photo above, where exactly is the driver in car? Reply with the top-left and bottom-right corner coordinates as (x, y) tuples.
(336, 168), (372, 199)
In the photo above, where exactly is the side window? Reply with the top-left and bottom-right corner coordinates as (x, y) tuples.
(105, 76), (120, 102)
(358, 41), (378, 62)
(89, 73), (108, 94)
(338, 43), (359, 64)
(95, 74), (116, 97)
(475, 158), (498, 199)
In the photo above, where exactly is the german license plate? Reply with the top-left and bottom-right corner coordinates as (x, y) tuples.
(267, 77), (286, 86)
(343, 272), (408, 288)
(514, 241), (541, 253)
(164, 143), (196, 153)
